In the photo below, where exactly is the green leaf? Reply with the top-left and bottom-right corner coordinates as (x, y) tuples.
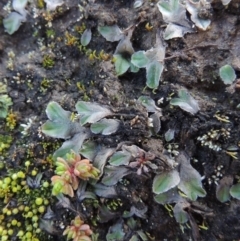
(115, 36), (134, 55)
(13, 0), (28, 14)
(53, 132), (89, 160)
(164, 23), (194, 40)
(152, 170), (180, 194)
(179, 181), (206, 201)
(219, 64), (236, 85)
(178, 153), (206, 201)
(146, 61), (163, 89)
(157, 0), (185, 23)
(106, 220), (125, 241)
(137, 231), (148, 241)
(41, 120), (72, 139)
(216, 176), (233, 202)
(45, 101), (71, 121)
(80, 141), (97, 161)
(165, 129), (175, 142)
(131, 51), (149, 68)
(108, 151), (132, 166)
(93, 147), (116, 180)
(173, 201), (189, 224)
(138, 96), (162, 113)
(76, 101), (112, 125)
(130, 62), (139, 73)
(102, 166), (131, 186)
(3, 12), (25, 35)
(154, 188), (182, 205)
(114, 54), (131, 76)
(94, 183), (117, 198)
(170, 89), (199, 115)
(90, 118), (120, 135)
(81, 29), (92, 46)
(98, 25), (123, 42)
(186, 1), (211, 31)
(42, 102), (83, 139)
(178, 175), (206, 201)
(230, 183), (240, 200)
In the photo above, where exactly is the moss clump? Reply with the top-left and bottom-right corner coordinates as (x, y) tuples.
(37, 0), (45, 9)
(46, 29), (55, 39)
(42, 55), (55, 68)
(0, 166), (53, 241)
(0, 135), (12, 154)
(65, 31), (78, 46)
(6, 112), (17, 130)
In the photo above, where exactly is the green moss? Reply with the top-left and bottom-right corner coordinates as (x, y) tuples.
(74, 23), (86, 34)
(0, 168), (53, 241)
(6, 112), (17, 130)
(42, 55), (55, 68)
(46, 29), (55, 39)
(65, 32), (78, 46)
(37, 0), (45, 9)
(0, 135), (12, 154)
(40, 78), (52, 92)
(76, 82), (86, 92)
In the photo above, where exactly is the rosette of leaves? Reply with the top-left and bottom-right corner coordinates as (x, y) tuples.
(153, 152), (206, 201)
(131, 32), (166, 89)
(98, 25), (138, 76)
(41, 101), (120, 159)
(63, 216), (93, 241)
(51, 151), (100, 197)
(153, 152), (209, 237)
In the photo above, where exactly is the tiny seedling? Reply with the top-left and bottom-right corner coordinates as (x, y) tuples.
(170, 89), (200, 115)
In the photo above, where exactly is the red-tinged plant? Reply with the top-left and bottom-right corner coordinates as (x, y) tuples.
(63, 216), (93, 241)
(74, 159), (100, 180)
(51, 151), (100, 197)
(51, 175), (75, 197)
(129, 148), (156, 175)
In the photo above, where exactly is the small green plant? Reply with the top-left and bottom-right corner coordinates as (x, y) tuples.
(41, 101), (121, 159)
(51, 151), (100, 197)
(63, 216), (93, 241)
(170, 89), (200, 115)
(42, 55), (55, 68)
(6, 111), (17, 130)
(0, 135), (13, 154)
(46, 29), (56, 39)
(219, 64), (236, 85)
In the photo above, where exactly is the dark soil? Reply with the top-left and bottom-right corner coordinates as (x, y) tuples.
(1, 0), (240, 240)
